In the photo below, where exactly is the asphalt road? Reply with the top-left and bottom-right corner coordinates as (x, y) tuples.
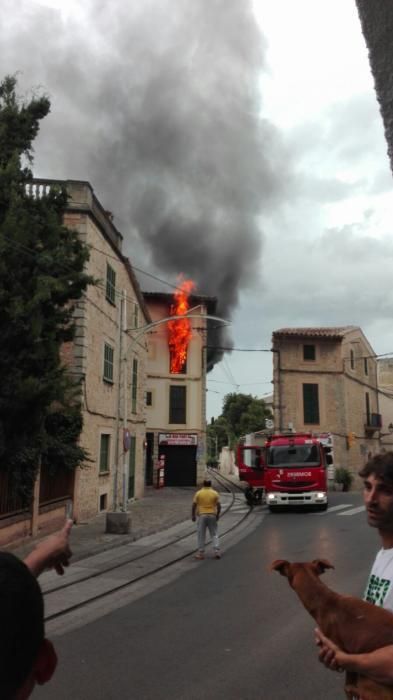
(38, 491), (379, 700)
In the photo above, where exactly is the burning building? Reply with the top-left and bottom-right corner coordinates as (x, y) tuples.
(143, 285), (217, 487)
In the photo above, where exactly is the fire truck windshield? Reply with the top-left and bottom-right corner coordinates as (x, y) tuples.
(267, 444), (320, 467)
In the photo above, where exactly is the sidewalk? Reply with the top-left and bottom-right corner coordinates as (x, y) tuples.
(8, 486), (194, 564)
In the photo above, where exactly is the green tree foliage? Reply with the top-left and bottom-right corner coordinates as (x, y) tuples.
(206, 416), (231, 464)
(0, 75), (93, 498)
(222, 392), (272, 439)
(207, 393), (272, 457)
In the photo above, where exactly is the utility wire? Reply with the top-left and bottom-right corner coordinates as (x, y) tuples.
(5, 232), (393, 362)
(0, 233), (187, 307)
(208, 379), (272, 386)
(205, 345), (271, 352)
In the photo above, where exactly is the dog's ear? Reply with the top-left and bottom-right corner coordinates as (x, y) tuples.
(312, 559), (334, 575)
(270, 559), (290, 576)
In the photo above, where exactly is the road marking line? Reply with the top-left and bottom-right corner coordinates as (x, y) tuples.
(326, 504), (353, 512)
(311, 504), (352, 516)
(338, 506), (366, 516)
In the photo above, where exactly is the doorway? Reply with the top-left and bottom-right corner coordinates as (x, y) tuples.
(159, 445), (197, 486)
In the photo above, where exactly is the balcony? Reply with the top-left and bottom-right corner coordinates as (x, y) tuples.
(364, 412), (382, 434)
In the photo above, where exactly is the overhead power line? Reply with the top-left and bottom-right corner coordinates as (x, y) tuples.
(6, 231), (393, 363)
(205, 345), (271, 352)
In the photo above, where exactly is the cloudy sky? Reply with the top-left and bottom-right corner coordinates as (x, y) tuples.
(1, 0), (392, 420)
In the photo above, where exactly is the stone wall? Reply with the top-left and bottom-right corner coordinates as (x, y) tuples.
(63, 193), (149, 521)
(273, 327), (382, 481)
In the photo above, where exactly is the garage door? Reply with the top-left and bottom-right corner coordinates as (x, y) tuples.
(159, 445), (197, 486)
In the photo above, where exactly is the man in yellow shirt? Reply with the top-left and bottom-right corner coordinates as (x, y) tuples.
(192, 479), (221, 560)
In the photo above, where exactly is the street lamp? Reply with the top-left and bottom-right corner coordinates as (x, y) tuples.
(106, 309), (231, 533)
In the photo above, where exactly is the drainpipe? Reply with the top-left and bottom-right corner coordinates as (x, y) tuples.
(113, 291), (125, 511)
(375, 356), (381, 450)
(122, 291), (129, 512)
(272, 347), (283, 432)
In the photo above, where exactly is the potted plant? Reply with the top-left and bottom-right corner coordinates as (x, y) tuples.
(334, 467), (353, 492)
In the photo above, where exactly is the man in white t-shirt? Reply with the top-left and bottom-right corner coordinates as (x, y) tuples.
(315, 452), (393, 689)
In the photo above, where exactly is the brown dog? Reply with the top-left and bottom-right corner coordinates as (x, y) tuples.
(271, 559), (393, 700)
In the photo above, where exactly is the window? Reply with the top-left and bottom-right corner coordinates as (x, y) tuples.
(350, 349), (355, 370)
(364, 357), (368, 376)
(146, 391), (153, 407)
(303, 383), (320, 424)
(99, 493), (108, 511)
(103, 343), (114, 383)
(365, 392), (371, 425)
(169, 349), (187, 374)
(133, 304), (139, 330)
(267, 444), (320, 467)
(303, 344), (316, 361)
(131, 358), (138, 413)
(106, 263), (116, 305)
(99, 434), (110, 473)
(169, 385), (186, 423)
(128, 436), (136, 499)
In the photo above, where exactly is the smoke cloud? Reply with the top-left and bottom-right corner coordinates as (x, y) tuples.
(0, 0), (288, 360)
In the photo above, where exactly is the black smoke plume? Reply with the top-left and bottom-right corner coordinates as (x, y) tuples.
(0, 0), (287, 365)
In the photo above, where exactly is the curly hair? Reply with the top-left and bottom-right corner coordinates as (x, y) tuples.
(359, 452), (393, 486)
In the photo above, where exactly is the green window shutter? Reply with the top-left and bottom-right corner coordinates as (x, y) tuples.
(128, 436), (136, 498)
(303, 384), (320, 424)
(133, 304), (139, 329)
(99, 434), (110, 472)
(103, 343), (114, 382)
(106, 263), (116, 305)
(131, 358), (138, 413)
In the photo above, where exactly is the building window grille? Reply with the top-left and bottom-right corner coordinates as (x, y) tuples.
(99, 434), (110, 473)
(103, 343), (114, 383)
(169, 385), (186, 424)
(303, 344), (316, 361)
(303, 383), (320, 424)
(106, 263), (116, 305)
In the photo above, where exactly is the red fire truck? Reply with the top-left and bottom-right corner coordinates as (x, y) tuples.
(237, 442), (266, 505)
(238, 432), (332, 510)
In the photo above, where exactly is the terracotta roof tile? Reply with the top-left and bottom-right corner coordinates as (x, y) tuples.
(272, 326), (357, 340)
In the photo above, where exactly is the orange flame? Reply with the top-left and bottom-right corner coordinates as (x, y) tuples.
(168, 277), (196, 373)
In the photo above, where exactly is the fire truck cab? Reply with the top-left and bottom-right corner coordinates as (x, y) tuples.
(264, 432), (330, 511)
(237, 442), (266, 505)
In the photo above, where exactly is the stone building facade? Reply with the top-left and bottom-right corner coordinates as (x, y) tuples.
(143, 292), (216, 488)
(0, 179), (151, 545)
(272, 326), (384, 481)
(377, 358), (393, 452)
(45, 179), (150, 522)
